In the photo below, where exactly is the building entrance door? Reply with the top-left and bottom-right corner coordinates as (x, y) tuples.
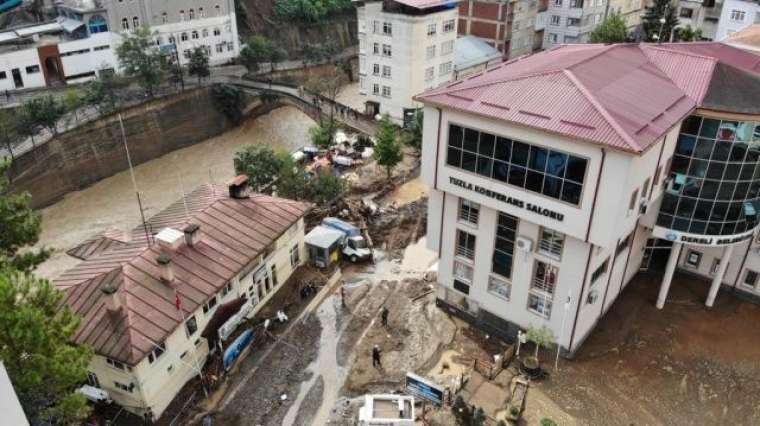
(640, 238), (673, 272)
(11, 68), (22, 88)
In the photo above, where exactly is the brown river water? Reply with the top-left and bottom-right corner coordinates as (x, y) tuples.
(34, 106), (315, 280)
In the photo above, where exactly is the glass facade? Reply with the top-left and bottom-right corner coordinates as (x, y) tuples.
(446, 124), (588, 205)
(656, 115), (760, 236)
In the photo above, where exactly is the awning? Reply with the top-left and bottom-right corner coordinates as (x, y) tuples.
(59, 17), (85, 33)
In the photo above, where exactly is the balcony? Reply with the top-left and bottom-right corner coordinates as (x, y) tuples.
(535, 11), (547, 30)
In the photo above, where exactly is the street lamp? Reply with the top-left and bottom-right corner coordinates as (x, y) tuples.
(657, 15), (667, 43)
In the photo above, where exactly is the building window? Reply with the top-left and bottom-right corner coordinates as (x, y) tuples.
(189, 8), (195, 19)
(290, 244), (300, 267)
(685, 250), (701, 268)
(372, 63), (380, 75)
(168, 36), (175, 44)
(439, 61), (452, 75)
(569, 0), (583, 7)
(628, 188), (639, 213)
(147, 341), (166, 364)
(221, 282), (232, 296)
(0, 71), (6, 79)
(373, 20), (380, 33)
(271, 264), (278, 286)
(161, 12), (168, 24)
(710, 258), (727, 275)
(382, 65), (391, 78)
(199, 7), (205, 17)
(121, 18), (129, 30)
(742, 270), (759, 289)
(590, 258), (609, 284)
(373, 42), (380, 55)
(679, 8), (693, 18)
(427, 23), (436, 36)
(443, 19), (455, 33)
(179, 10), (185, 21)
(203, 295), (218, 313)
(382, 85), (391, 98)
(132, 16), (139, 28)
(537, 228), (564, 259)
(185, 315), (198, 337)
(215, 5), (221, 15)
(453, 260), (473, 295)
(382, 44), (392, 57)
(426, 45), (436, 59)
(183, 49), (191, 59)
(106, 358), (126, 370)
(554, 0), (562, 5)
(114, 381), (133, 392)
(383, 21), (392, 35)
(488, 275), (511, 300)
(214, 27), (221, 36)
(458, 199), (479, 225)
(25, 65), (39, 74)
(425, 66), (434, 81)
(88, 14), (108, 33)
(216, 43), (224, 53)
(641, 177), (651, 199)
(453, 279), (470, 295)
(455, 230), (476, 260)
(228, 43), (233, 51)
(372, 83), (380, 95)
(548, 33), (558, 44)
(87, 371), (100, 387)
(551, 15), (561, 25)
(202, 29), (209, 38)
(492, 213), (518, 278)
(181, 32), (188, 41)
(730, 9), (746, 21)
(446, 124), (588, 205)
(615, 232), (631, 258)
(441, 40), (454, 55)
(192, 30), (199, 39)
(529, 261), (557, 318)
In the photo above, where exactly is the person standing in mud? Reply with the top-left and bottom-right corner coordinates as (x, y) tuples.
(381, 306), (389, 327)
(372, 344), (382, 368)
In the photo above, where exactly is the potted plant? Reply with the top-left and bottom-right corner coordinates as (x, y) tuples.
(521, 325), (555, 378)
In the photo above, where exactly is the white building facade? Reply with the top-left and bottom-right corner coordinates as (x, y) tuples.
(416, 42), (760, 356)
(543, 0), (608, 46)
(356, 0), (458, 124)
(715, 0), (760, 40)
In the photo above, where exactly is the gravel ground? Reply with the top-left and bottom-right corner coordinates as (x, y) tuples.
(292, 376), (324, 425)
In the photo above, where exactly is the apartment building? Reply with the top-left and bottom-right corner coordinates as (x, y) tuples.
(57, 179), (311, 420)
(356, 0), (459, 124)
(415, 42), (760, 356)
(543, 0), (609, 46)
(607, 0), (646, 31)
(714, 0), (760, 40)
(677, 0), (723, 40)
(457, 0), (547, 58)
(0, 0), (239, 91)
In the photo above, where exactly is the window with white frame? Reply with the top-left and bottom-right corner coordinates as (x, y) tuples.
(161, 12), (168, 24)
(425, 66), (434, 81)
(132, 16), (139, 28)
(202, 29), (209, 38)
(529, 261), (557, 318)
(373, 20), (380, 33)
(106, 358), (126, 370)
(427, 23), (437, 36)
(458, 199), (479, 225)
(185, 315), (198, 337)
(383, 21), (392, 35)
(203, 295), (218, 313)
(87, 371), (100, 387)
(382, 65), (391, 78)
(554, 0), (562, 5)
(360, 76), (365, 89)
(492, 213), (518, 279)
(192, 30), (199, 39)
(199, 7), (205, 17)
(426, 45), (436, 59)
(179, 10), (185, 21)
(373, 83), (380, 95)
(452, 259), (473, 295)
(147, 341), (166, 364)
(216, 43), (224, 53)
(221, 282), (232, 297)
(742, 269), (758, 289)
(215, 4), (221, 15)
(537, 228), (564, 259)
(181, 32), (188, 41)
(290, 244), (300, 267)
(114, 381), (133, 392)
(189, 8), (195, 19)
(271, 264), (278, 286)
(443, 19), (455, 32)
(590, 258), (609, 284)
(121, 18), (129, 30)
(373, 63), (380, 75)
(548, 33), (558, 43)
(488, 275), (511, 300)
(382, 44), (392, 57)
(214, 27), (221, 36)
(439, 61), (452, 75)
(730, 9), (746, 21)
(551, 15), (561, 25)
(456, 230), (476, 260)
(382, 85), (391, 97)
(685, 250), (701, 268)
(373, 42), (380, 54)
(441, 40), (454, 55)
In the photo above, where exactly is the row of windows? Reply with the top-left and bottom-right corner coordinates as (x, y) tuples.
(424, 62), (452, 81)
(371, 84), (391, 98)
(427, 19), (456, 36)
(446, 124), (588, 206)
(120, 5), (225, 30)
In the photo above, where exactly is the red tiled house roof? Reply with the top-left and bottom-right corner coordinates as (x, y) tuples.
(415, 42), (760, 154)
(58, 184), (311, 364)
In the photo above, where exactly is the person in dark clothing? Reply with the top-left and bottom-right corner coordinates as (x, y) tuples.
(381, 306), (389, 327)
(372, 344), (382, 368)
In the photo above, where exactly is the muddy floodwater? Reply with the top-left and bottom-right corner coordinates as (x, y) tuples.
(35, 106), (316, 280)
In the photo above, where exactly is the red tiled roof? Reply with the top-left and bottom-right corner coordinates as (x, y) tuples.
(58, 184), (311, 364)
(415, 42), (760, 153)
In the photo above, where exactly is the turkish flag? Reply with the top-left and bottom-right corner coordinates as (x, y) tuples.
(175, 293), (182, 311)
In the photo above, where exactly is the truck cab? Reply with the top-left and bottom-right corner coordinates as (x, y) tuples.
(321, 217), (372, 262)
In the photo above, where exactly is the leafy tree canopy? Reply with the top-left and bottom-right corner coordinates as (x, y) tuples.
(273, 0), (352, 22)
(309, 118), (337, 150)
(589, 13), (628, 43)
(402, 110), (423, 153)
(234, 145), (284, 191)
(188, 46), (210, 84)
(84, 71), (124, 115)
(373, 114), (403, 180)
(675, 24), (703, 41)
(240, 36), (278, 73)
(116, 26), (165, 96)
(211, 83), (246, 124)
(22, 95), (66, 136)
(642, 0), (679, 42)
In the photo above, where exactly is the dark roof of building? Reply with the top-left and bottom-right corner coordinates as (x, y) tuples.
(701, 62), (760, 114)
(58, 184), (311, 365)
(415, 42), (760, 154)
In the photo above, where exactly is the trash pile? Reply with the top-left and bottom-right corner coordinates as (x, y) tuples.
(292, 130), (375, 173)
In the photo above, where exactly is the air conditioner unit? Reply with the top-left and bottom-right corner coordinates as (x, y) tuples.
(586, 289), (599, 305)
(639, 199), (649, 215)
(516, 236), (533, 252)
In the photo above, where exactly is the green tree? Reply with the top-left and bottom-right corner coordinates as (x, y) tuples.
(302, 40), (339, 66)
(268, 45), (287, 72)
(308, 168), (345, 204)
(22, 95), (66, 136)
(526, 325), (556, 358)
(402, 110), (423, 153)
(0, 267), (93, 423)
(116, 26), (165, 96)
(277, 152), (312, 200)
(84, 72), (123, 115)
(211, 84), (246, 124)
(240, 35), (275, 73)
(373, 115), (403, 180)
(62, 89), (82, 124)
(642, 0), (679, 42)
(451, 395), (473, 426)
(0, 160), (50, 271)
(309, 118), (337, 149)
(675, 24), (703, 41)
(0, 109), (22, 160)
(590, 13), (628, 43)
(233, 145), (284, 191)
(188, 46), (210, 85)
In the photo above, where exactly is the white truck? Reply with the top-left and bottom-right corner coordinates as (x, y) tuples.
(321, 217), (372, 262)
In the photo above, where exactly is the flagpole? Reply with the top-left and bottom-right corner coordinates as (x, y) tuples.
(118, 113), (151, 246)
(174, 290), (209, 397)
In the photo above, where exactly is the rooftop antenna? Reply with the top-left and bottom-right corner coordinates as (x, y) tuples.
(177, 171), (190, 219)
(118, 113), (152, 246)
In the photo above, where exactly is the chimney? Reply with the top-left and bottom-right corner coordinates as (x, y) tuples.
(101, 280), (123, 314)
(228, 175), (251, 199)
(183, 223), (201, 246)
(155, 227), (184, 252)
(157, 253), (174, 283)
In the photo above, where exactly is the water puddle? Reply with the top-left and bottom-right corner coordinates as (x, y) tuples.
(382, 177), (429, 206)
